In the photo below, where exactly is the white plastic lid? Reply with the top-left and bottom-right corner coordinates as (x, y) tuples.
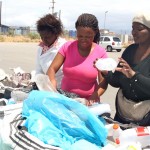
(95, 58), (118, 71)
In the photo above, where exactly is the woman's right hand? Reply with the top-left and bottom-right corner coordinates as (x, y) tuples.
(116, 57), (135, 78)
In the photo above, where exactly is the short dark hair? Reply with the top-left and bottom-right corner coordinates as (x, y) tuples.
(75, 13), (100, 44)
(36, 14), (63, 36)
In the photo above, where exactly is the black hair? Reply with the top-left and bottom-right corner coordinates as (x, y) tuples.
(75, 13), (100, 44)
(36, 14), (63, 36)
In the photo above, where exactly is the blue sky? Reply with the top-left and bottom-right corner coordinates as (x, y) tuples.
(1, 0), (150, 34)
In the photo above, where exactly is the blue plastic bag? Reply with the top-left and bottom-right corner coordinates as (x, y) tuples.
(22, 90), (108, 150)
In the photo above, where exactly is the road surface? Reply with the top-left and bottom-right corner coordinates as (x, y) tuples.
(0, 42), (124, 117)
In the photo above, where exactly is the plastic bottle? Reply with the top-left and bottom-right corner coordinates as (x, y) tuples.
(105, 124), (114, 137)
(118, 126), (150, 147)
(112, 124), (122, 145)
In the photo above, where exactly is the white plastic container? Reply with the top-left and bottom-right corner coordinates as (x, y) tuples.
(95, 58), (118, 71)
(105, 123), (122, 138)
(105, 124), (114, 137)
(112, 124), (122, 144)
(118, 126), (150, 147)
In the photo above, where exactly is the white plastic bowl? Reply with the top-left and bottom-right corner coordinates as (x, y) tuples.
(95, 58), (118, 71)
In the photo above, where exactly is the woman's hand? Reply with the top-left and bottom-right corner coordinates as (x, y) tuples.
(116, 57), (135, 78)
(87, 92), (100, 106)
(86, 100), (98, 106)
(74, 97), (96, 106)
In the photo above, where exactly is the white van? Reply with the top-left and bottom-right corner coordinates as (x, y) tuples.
(100, 36), (122, 52)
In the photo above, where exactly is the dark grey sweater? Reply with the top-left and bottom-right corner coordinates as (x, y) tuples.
(105, 44), (150, 102)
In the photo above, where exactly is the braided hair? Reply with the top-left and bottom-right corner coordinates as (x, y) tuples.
(36, 14), (63, 36)
(75, 13), (100, 44)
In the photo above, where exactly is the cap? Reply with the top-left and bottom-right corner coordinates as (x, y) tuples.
(132, 11), (150, 29)
(113, 124), (120, 130)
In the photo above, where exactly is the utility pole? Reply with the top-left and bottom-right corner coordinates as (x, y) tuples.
(58, 10), (61, 20)
(104, 11), (108, 30)
(51, 0), (55, 15)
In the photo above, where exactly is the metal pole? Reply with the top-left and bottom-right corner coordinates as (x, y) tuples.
(59, 10), (61, 20)
(104, 11), (108, 30)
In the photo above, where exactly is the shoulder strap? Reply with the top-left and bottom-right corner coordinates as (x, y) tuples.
(101, 114), (138, 130)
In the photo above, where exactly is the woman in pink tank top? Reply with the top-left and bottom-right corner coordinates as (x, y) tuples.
(47, 13), (108, 106)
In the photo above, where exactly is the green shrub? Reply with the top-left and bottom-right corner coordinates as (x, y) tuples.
(0, 35), (4, 42)
(7, 30), (15, 36)
(28, 32), (40, 40)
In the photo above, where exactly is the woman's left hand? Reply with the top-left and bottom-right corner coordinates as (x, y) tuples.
(87, 93), (100, 106)
(116, 57), (135, 78)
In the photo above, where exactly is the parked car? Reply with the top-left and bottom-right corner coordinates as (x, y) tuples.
(100, 36), (122, 52)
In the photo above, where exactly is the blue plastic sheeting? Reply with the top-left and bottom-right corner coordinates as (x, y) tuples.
(22, 90), (108, 150)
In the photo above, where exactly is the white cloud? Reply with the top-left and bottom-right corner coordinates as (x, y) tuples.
(1, 0), (150, 34)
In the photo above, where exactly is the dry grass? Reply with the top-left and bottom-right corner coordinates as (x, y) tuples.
(0, 35), (131, 49)
(0, 35), (40, 42)
(0, 35), (75, 42)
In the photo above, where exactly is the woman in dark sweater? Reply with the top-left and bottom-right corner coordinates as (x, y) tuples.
(96, 11), (150, 126)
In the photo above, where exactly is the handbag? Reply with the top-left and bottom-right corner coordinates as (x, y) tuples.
(116, 89), (150, 122)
